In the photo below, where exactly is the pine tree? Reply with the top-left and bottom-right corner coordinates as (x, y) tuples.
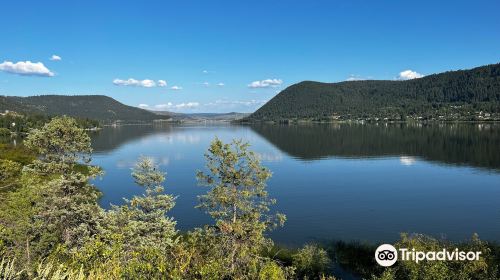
(105, 157), (177, 252)
(23, 116), (102, 252)
(196, 137), (286, 277)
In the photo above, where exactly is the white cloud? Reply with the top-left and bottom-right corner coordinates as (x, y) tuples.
(154, 103), (173, 110)
(202, 70), (209, 74)
(345, 74), (375, 81)
(176, 102), (200, 109)
(50, 55), (62, 61)
(113, 78), (156, 88)
(202, 82), (210, 87)
(397, 70), (424, 80)
(170, 85), (183, 90)
(248, 78), (283, 88)
(0, 61), (54, 77)
(150, 102), (199, 111)
(216, 82), (225, 87)
(147, 99), (267, 113)
(205, 99), (267, 107)
(346, 74), (364, 81)
(202, 99), (269, 113)
(157, 80), (167, 87)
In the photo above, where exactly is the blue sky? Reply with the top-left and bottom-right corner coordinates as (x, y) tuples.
(1, 0), (499, 113)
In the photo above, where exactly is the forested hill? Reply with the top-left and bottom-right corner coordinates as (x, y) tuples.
(246, 63), (500, 122)
(0, 95), (169, 122)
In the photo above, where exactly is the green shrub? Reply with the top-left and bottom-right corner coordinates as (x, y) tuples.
(0, 128), (10, 137)
(293, 244), (331, 277)
(259, 262), (286, 280)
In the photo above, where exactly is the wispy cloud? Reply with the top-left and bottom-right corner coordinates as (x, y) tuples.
(49, 55), (62, 61)
(216, 82), (225, 87)
(170, 85), (183, 90)
(151, 102), (199, 110)
(157, 80), (167, 87)
(176, 102), (200, 109)
(144, 99), (267, 113)
(0, 61), (54, 77)
(113, 78), (167, 88)
(154, 103), (173, 110)
(248, 78), (283, 88)
(204, 99), (267, 107)
(202, 82), (210, 87)
(397, 70), (424, 80)
(346, 74), (373, 81)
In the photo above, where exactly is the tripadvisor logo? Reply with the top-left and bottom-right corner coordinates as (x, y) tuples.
(375, 244), (482, 267)
(375, 244), (398, 267)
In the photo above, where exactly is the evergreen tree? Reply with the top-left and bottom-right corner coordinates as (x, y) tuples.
(105, 157), (177, 251)
(23, 116), (102, 253)
(196, 137), (286, 278)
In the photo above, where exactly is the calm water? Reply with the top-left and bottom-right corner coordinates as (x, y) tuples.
(89, 123), (500, 246)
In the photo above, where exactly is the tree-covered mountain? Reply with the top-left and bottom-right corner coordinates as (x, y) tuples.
(246, 63), (500, 122)
(0, 95), (169, 122)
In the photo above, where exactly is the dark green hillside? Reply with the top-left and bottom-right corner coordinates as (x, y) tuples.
(246, 63), (500, 121)
(0, 95), (169, 122)
(0, 96), (43, 114)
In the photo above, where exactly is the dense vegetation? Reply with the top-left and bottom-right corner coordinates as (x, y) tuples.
(245, 63), (500, 122)
(0, 112), (99, 136)
(0, 95), (169, 123)
(1, 117), (499, 279)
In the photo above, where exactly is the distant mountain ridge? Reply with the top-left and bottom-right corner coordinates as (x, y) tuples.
(246, 63), (500, 122)
(0, 95), (169, 122)
(152, 111), (250, 121)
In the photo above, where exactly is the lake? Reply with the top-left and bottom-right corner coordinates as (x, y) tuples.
(89, 122), (500, 246)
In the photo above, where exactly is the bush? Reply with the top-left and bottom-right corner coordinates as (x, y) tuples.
(0, 160), (22, 181)
(259, 262), (286, 280)
(0, 128), (10, 137)
(331, 240), (382, 278)
(293, 244), (331, 277)
(371, 233), (500, 280)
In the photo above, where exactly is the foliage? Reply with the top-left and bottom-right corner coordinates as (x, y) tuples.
(104, 157), (177, 253)
(0, 143), (35, 165)
(22, 116), (103, 257)
(196, 137), (286, 278)
(0, 258), (23, 280)
(0, 95), (167, 122)
(292, 244), (331, 278)
(329, 240), (382, 279)
(1, 116), (499, 279)
(246, 63), (500, 122)
(364, 233), (499, 280)
(24, 116), (93, 174)
(0, 112), (100, 136)
(258, 261), (287, 280)
(0, 159), (22, 189)
(0, 127), (10, 137)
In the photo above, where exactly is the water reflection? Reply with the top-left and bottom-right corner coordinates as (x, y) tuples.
(399, 156), (417, 166)
(89, 123), (500, 245)
(249, 123), (500, 171)
(90, 123), (500, 172)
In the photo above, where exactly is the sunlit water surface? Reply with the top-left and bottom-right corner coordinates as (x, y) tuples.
(89, 123), (500, 246)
